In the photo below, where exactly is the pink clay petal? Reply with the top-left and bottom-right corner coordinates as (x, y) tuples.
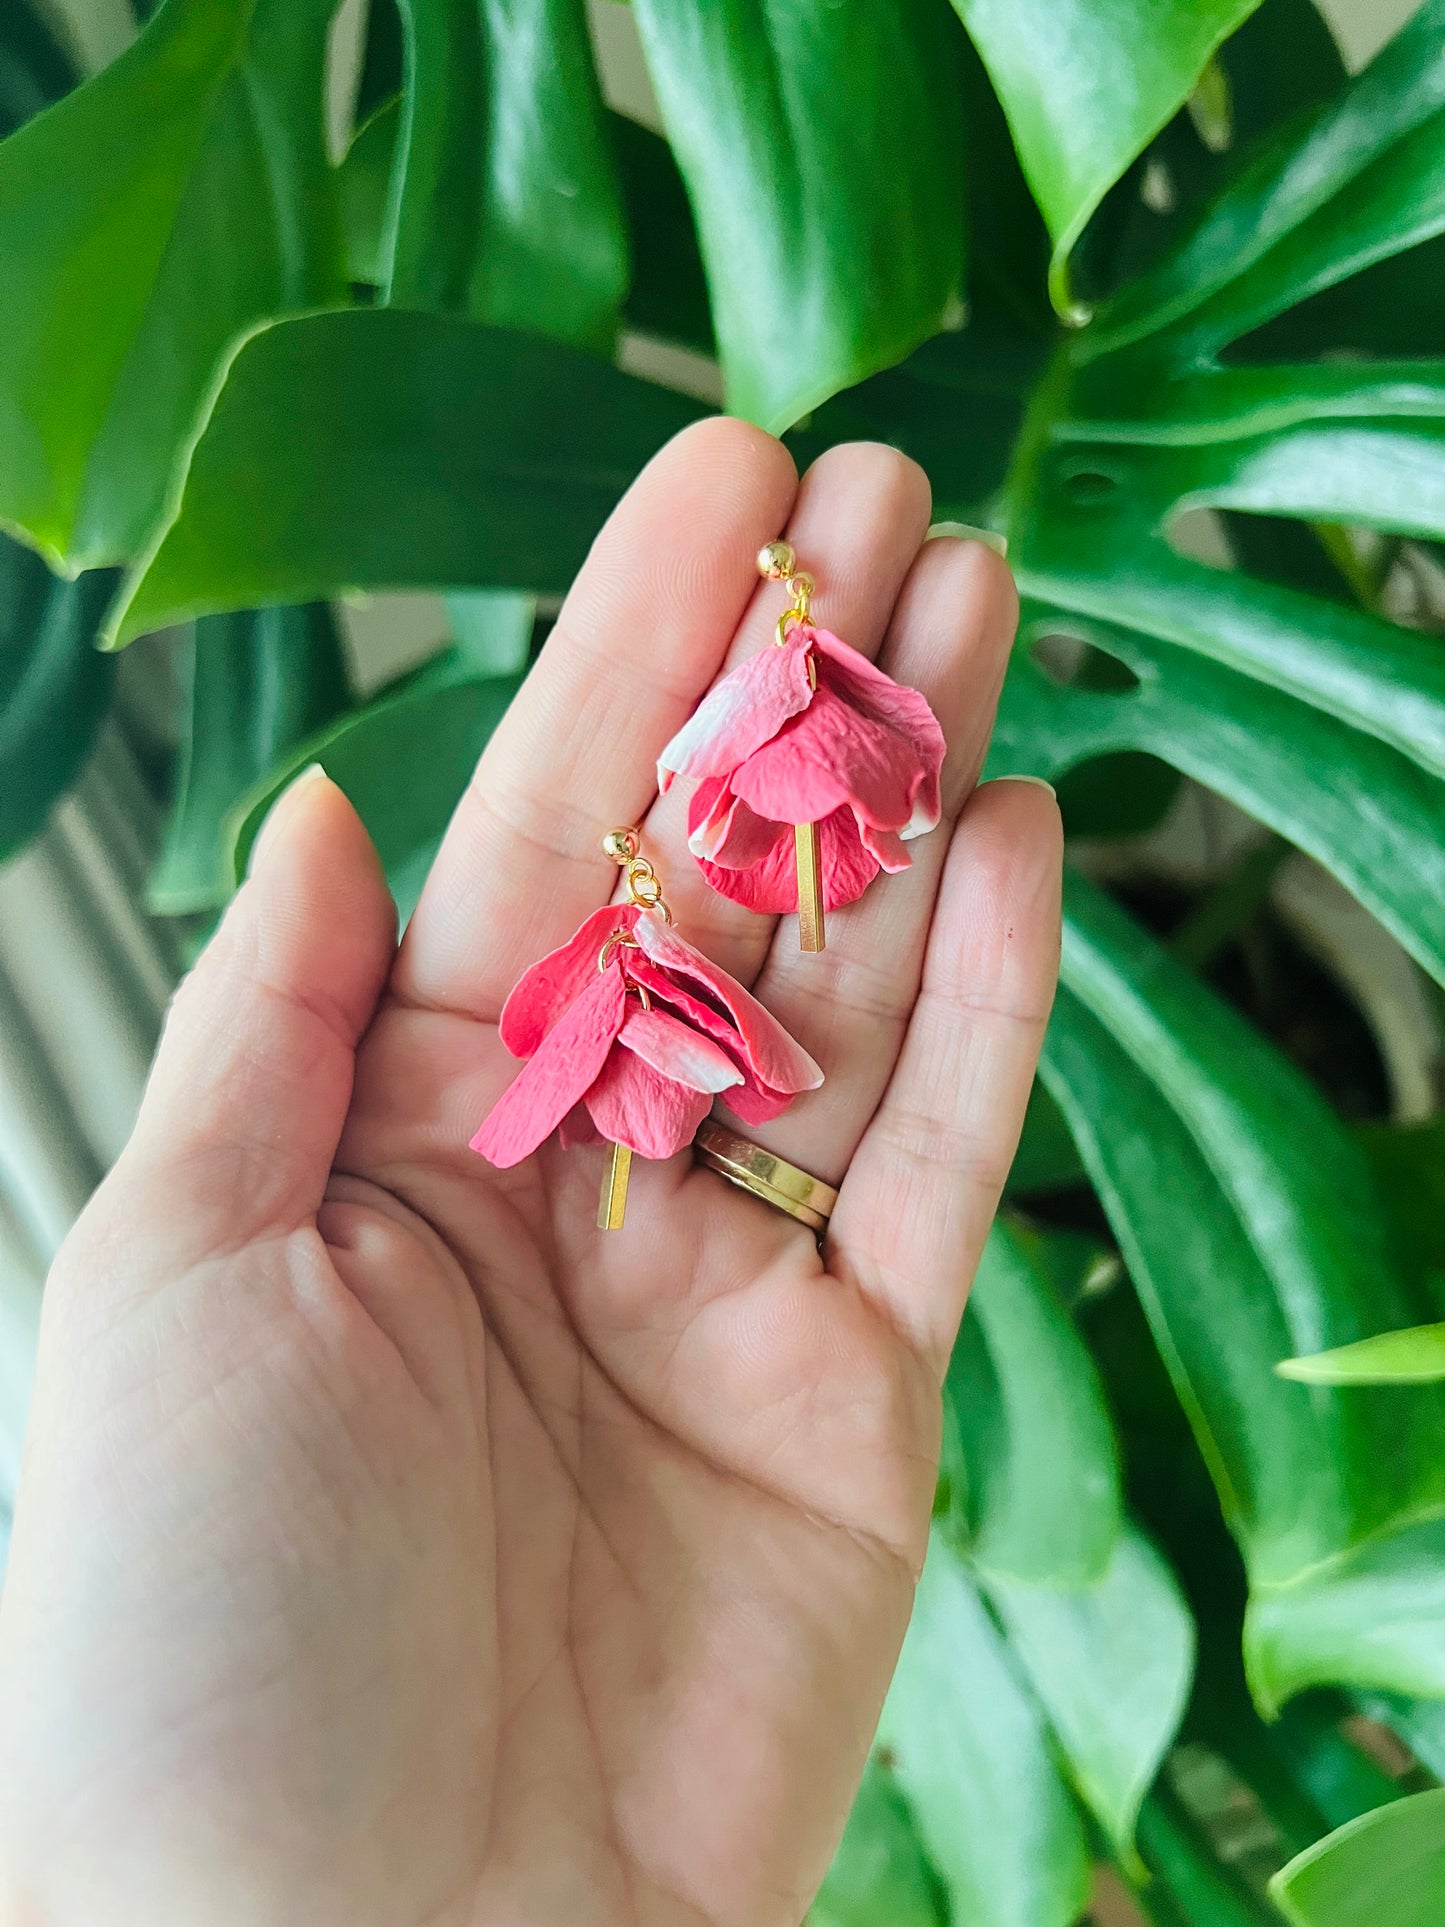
(861, 823), (913, 873)
(686, 777), (789, 870)
(718, 1079), (796, 1126)
(633, 912), (822, 1095)
(689, 799), (880, 913)
(657, 641), (814, 789)
(499, 903), (643, 1058)
(617, 1006), (743, 1094)
(730, 682), (934, 836)
(584, 1048), (715, 1160)
(472, 966), (627, 1167)
(810, 627), (946, 788)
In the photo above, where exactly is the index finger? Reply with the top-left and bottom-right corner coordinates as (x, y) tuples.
(395, 416), (798, 1019)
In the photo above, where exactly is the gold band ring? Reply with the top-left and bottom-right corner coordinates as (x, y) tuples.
(693, 1118), (839, 1234)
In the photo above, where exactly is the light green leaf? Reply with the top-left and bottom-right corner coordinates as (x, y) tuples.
(985, 1524), (1195, 1859)
(384, 0), (626, 350)
(0, 541), (114, 859)
(877, 1533), (1092, 1927)
(950, 0), (1264, 311)
(808, 1759), (944, 1927)
(445, 589), (535, 676)
(942, 1218), (1122, 1585)
(991, 609), (1445, 989)
(1041, 873), (1445, 1711)
(0, 0), (344, 570)
(1270, 1788), (1445, 1927)
(627, 0), (967, 432)
(1092, 0), (1445, 359)
(1279, 1325), (1445, 1387)
(148, 603), (352, 913)
(105, 309), (702, 646)
(338, 95), (399, 288)
(226, 650), (522, 920)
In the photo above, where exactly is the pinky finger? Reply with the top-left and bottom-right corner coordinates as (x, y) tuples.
(830, 778), (1063, 1376)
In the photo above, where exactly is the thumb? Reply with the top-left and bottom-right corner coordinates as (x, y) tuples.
(112, 768), (396, 1257)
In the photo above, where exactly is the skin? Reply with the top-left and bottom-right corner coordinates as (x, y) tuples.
(0, 424), (1061, 1927)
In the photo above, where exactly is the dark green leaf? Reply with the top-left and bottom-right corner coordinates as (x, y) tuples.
(0, 0), (76, 135)
(1269, 1788), (1445, 1927)
(808, 1759), (944, 1927)
(985, 1523), (1195, 1858)
(1354, 1691), (1445, 1783)
(0, 0), (344, 570)
(627, 0), (967, 432)
(877, 1533), (1092, 1927)
(338, 95), (399, 288)
(1005, 1079), (1087, 1197)
(1041, 873), (1445, 1711)
(0, 541), (114, 858)
(384, 0), (626, 350)
(991, 609), (1445, 989)
(226, 650), (521, 919)
(950, 0), (1264, 311)
(611, 111), (713, 356)
(942, 1219), (1121, 1585)
(1358, 1115), (1445, 1314)
(1135, 1781), (1280, 1926)
(149, 603), (352, 914)
(1091, 0), (1445, 360)
(105, 310), (702, 646)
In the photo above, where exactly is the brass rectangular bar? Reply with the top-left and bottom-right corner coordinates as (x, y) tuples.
(795, 820), (825, 952)
(597, 1141), (632, 1230)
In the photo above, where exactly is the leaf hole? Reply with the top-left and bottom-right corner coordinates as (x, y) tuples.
(1029, 631), (1142, 695)
(1062, 468), (1119, 505)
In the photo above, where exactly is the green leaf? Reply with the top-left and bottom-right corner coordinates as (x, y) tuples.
(1135, 1781), (1280, 1927)
(1279, 1325), (1445, 1387)
(984, 1523), (1195, 1859)
(949, 0), (1264, 312)
(383, 0), (626, 350)
(808, 1759), (945, 1927)
(941, 1219), (1122, 1585)
(226, 650), (521, 919)
(627, 0), (967, 432)
(0, 540), (115, 859)
(148, 603), (352, 914)
(878, 1533), (1092, 1927)
(1354, 1691), (1445, 1782)
(0, 0), (344, 571)
(338, 95), (399, 288)
(1269, 1788), (1445, 1927)
(991, 608), (1445, 990)
(1041, 873), (1445, 1712)
(444, 589), (536, 676)
(1358, 1115), (1445, 1314)
(0, 0), (76, 136)
(105, 310), (702, 646)
(1092, 0), (1445, 360)
(611, 111), (713, 356)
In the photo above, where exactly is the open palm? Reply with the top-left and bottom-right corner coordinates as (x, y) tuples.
(0, 422), (1060, 1927)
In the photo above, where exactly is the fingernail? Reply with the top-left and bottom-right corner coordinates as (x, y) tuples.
(248, 763), (327, 876)
(927, 520), (1009, 557)
(994, 773), (1057, 798)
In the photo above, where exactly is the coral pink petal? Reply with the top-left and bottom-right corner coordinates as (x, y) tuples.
(618, 1005), (743, 1094)
(862, 823), (913, 873)
(632, 912), (822, 1095)
(657, 642), (814, 791)
(584, 1048), (714, 1160)
(472, 966), (626, 1167)
(498, 903), (643, 1058)
(689, 800), (880, 913)
(810, 628), (946, 805)
(730, 682), (932, 837)
(719, 1079), (796, 1127)
(686, 777), (790, 870)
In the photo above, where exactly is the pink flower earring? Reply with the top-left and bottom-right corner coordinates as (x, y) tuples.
(656, 543), (946, 952)
(470, 828), (822, 1228)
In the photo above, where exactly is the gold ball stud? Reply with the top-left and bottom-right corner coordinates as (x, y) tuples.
(757, 540), (796, 580)
(602, 827), (639, 864)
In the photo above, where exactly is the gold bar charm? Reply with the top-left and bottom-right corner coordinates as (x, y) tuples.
(597, 1141), (633, 1229)
(795, 821), (825, 952)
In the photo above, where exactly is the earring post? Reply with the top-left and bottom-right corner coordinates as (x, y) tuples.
(597, 1141), (633, 1229)
(795, 821), (825, 952)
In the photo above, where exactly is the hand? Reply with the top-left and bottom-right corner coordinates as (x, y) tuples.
(0, 423), (1061, 1927)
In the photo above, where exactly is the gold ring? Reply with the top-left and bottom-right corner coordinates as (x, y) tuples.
(693, 1118), (839, 1234)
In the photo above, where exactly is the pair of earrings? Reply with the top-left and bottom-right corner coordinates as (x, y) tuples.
(471, 545), (946, 1228)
